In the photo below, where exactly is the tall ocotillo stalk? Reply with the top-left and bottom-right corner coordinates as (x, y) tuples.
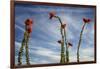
(77, 18), (91, 62)
(57, 16), (66, 63)
(18, 19), (33, 65)
(25, 32), (30, 65)
(53, 16), (66, 63)
(49, 12), (65, 63)
(25, 19), (33, 65)
(65, 42), (69, 63)
(18, 32), (26, 65)
(63, 24), (69, 63)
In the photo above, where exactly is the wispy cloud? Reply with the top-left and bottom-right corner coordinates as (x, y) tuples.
(30, 47), (60, 63)
(15, 41), (60, 64)
(69, 47), (94, 62)
(15, 24), (25, 32)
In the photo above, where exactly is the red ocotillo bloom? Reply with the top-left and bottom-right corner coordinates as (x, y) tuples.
(49, 11), (56, 19)
(25, 19), (33, 34)
(61, 24), (66, 29)
(67, 42), (73, 47)
(83, 18), (91, 23)
(25, 19), (33, 25)
(57, 40), (62, 44)
(27, 27), (32, 33)
(82, 18), (91, 30)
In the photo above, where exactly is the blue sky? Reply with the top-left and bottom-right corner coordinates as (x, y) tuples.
(15, 3), (95, 65)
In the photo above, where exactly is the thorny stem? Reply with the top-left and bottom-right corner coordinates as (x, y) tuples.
(55, 16), (65, 63)
(56, 16), (69, 63)
(18, 32), (26, 65)
(64, 28), (69, 63)
(60, 27), (65, 63)
(77, 23), (86, 62)
(18, 31), (30, 65)
(25, 32), (30, 65)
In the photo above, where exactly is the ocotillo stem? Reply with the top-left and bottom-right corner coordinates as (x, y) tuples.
(77, 23), (86, 62)
(64, 28), (69, 63)
(18, 32), (26, 65)
(25, 32), (30, 65)
(55, 16), (65, 63)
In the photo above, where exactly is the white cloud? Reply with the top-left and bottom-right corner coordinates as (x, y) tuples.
(79, 47), (94, 61)
(29, 46), (60, 64)
(68, 47), (94, 62)
(34, 17), (61, 40)
(15, 24), (25, 32)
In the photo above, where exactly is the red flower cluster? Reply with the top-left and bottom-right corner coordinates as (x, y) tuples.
(49, 11), (56, 19)
(25, 19), (33, 34)
(57, 40), (62, 44)
(83, 18), (91, 23)
(68, 42), (73, 47)
(25, 19), (33, 25)
(61, 24), (66, 29)
(26, 26), (32, 33)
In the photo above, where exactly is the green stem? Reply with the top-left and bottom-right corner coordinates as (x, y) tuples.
(77, 23), (86, 62)
(18, 32), (26, 65)
(64, 28), (69, 63)
(60, 27), (65, 63)
(56, 16), (65, 63)
(25, 32), (30, 65)
(55, 16), (62, 25)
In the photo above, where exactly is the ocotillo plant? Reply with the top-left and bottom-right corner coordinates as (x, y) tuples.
(66, 42), (73, 62)
(18, 19), (33, 65)
(63, 24), (73, 63)
(77, 18), (91, 62)
(61, 24), (69, 63)
(49, 11), (65, 63)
